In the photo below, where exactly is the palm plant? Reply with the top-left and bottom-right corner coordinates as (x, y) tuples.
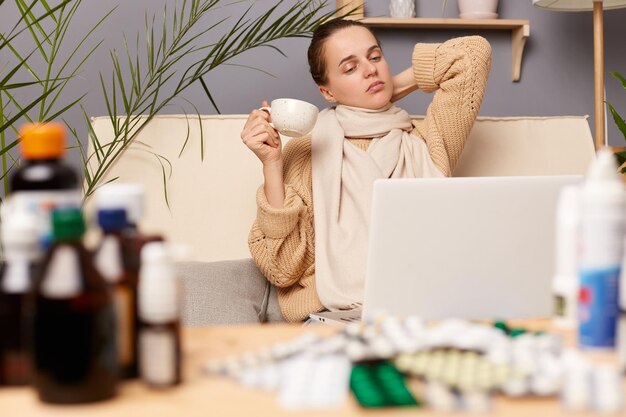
(82, 0), (346, 200)
(0, 0), (111, 197)
(608, 71), (626, 172)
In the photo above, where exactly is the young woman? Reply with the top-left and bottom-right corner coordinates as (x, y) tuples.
(241, 18), (492, 323)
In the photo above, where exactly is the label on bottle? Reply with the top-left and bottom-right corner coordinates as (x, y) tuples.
(139, 328), (176, 385)
(1, 260), (31, 294)
(578, 266), (620, 348)
(6, 190), (81, 249)
(41, 247), (82, 298)
(554, 294), (566, 318)
(115, 286), (134, 367)
(95, 236), (124, 284)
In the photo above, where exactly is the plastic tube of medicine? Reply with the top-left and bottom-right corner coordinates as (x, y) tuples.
(578, 148), (625, 349)
(552, 185), (582, 328)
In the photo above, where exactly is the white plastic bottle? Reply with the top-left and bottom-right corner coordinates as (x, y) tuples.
(552, 185), (582, 328)
(0, 208), (40, 385)
(578, 148), (625, 349)
(138, 242), (181, 388)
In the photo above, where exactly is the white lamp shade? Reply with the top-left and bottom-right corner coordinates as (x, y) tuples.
(533, 0), (626, 10)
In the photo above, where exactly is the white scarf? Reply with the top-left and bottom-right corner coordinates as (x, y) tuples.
(311, 104), (444, 310)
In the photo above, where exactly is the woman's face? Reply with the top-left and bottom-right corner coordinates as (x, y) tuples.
(318, 26), (394, 110)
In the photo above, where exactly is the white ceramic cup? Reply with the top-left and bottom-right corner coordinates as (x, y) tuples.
(260, 98), (319, 138)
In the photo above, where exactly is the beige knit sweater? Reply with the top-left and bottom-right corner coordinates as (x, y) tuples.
(249, 36), (492, 322)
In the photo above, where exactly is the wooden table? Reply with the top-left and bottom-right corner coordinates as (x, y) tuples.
(1, 322), (624, 416)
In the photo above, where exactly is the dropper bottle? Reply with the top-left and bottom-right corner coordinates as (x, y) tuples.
(94, 208), (138, 379)
(578, 148), (625, 349)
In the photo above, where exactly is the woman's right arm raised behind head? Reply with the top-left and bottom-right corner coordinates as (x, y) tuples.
(411, 36), (492, 176)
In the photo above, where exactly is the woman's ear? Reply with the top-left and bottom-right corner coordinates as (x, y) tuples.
(319, 85), (337, 103)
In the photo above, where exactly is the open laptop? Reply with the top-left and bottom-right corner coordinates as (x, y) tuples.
(309, 175), (582, 326)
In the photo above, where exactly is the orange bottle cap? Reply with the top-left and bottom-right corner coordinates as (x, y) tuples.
(19, 122), (66, 159)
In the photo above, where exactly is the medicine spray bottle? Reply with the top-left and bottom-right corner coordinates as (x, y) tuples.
(578, 148), (624, 349)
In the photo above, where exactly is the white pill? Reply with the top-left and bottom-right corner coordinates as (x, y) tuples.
(501, 376), (529, 397)
(427, 381), (458, 412)
(370, 337), (396, 358)
(463, 389), (491, 413)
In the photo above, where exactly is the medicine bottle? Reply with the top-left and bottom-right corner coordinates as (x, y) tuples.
(94, 208), (138, 379)
(138, 242), (181, 388)
(0, 209), (39, 385)
(9, 122), (80, 249)
(32, 208), (117, 403)
(578, 148), (624, 349)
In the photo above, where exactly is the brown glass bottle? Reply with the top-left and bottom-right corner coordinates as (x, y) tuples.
(94, 208), (138, 379)
(8, 122), (80, 250)
(31, 209), (117, 404)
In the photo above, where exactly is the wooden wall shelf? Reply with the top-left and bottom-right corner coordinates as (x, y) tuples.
(335, 2), (530, 82)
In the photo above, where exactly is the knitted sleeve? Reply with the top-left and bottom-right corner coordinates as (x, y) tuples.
(411, 36), (492, 176)
(248, 136), (315, 288)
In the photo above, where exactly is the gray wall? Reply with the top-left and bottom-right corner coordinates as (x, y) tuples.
(3, 0), (626, 174)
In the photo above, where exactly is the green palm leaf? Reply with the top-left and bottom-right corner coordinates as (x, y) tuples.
(607, 102), (626, 143)
(611, 71), (626, 90)
(1, 0), (111, 196)
(83, 0), (350, 200)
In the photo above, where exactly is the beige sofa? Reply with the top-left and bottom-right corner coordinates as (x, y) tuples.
(88, 114), (595, 261)
(87, 114), (595, 324)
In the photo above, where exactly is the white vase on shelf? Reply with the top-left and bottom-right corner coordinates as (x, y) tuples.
(389, 0), (415, 18)
(458, 0), (499, 19)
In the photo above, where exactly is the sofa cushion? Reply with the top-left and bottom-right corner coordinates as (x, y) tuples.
(176, 258), (284, 326)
